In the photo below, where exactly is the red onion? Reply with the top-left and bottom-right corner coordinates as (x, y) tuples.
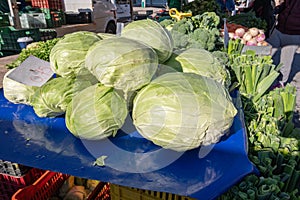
(256, 33), (266, 42)
(246, 38), (257, 46)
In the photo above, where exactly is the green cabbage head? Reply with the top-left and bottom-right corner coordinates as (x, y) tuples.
(85, 37), (158, 95)
(132, 72), (237, 152)
(121, 19), (174, 63)
(31, 69), (98, 118)
(164, 48), (231, 87)
(3, 69), (38, 105)
(65, 84), (128, 140)
(50, 31), (101, 77)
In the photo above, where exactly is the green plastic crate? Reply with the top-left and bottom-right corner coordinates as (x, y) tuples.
(0, 14), (10, 27)
(0, 26), (41, 52)
(41, 8), (63, 28)
(39, 28), (57, 41)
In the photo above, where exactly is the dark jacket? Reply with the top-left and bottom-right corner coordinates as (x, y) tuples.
(276, 0), (300, 35)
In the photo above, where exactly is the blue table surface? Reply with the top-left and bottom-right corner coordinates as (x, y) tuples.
(0, 89), (256, 200)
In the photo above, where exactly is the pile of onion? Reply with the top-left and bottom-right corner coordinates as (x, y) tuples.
(228, 27), (268, 46)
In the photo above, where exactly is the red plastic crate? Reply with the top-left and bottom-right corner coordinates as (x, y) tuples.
(31, 0), (62, 10)
(12, 171), (69, 200)
(12, 171), (111, 200)
(0, 168), (45, 200)
(88, 182), (111, 200)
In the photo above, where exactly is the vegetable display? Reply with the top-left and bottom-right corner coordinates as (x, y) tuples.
(219, 39), (300, 199)
(132, 72), (237, 152)
(85, 37), (158, 95)
(2, 14), (300, 199)
(50, 31), (101, 77)
(223, 25), (268, 46)
(65, 83), (128, 140)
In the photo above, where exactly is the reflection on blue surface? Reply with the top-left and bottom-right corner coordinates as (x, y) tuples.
(0, 89), (256, 200)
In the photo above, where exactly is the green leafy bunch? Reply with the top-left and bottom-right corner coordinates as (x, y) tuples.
(6, 38), (60, 69)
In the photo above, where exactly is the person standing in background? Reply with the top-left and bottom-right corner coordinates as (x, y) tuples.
(267, 0), (300, 127)
(216, 0), (236, 15)
(267, 0), (300, 87)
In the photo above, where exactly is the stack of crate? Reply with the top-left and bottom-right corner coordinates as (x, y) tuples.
(0, 160), (45, 200)
(0, 26), (41, 55)
(19, 13), (47, 29)
(0, 14), (10, 27)
(31, 0), (65, 28)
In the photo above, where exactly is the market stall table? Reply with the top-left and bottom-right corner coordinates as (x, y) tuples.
(0, 89), (257, 200)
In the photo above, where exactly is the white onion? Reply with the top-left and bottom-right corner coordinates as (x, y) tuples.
(235, 28), (246, 38)
(228, 32), (235, 39)
(243, 32), (252, 41)
(248, 27), (259, 37)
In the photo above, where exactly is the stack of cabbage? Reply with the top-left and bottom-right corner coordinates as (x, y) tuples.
(2, 19), (237, 152)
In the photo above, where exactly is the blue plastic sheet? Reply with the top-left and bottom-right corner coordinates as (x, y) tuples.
(0, 89), (256, 199)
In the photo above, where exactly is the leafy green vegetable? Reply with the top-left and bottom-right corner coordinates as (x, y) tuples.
(85, 37), (158, 95)
(132, 72), (237, 151)
(191, 12), (220, 30)
(182, 0), (222, 17)
(229, 50), (280, 102)
(93, 156), (108, 167)
(3, 68), (38, 105)
(219, 44), (300, 200)
(121, 19), (174, 63)
(164, 48), (230, 87)
(228, 11), (267, 31)
(50, 31), (101, 77)
(160, 12), (222, 51)
(31, 69), (98, 118)
(6, 38), (60, 69)
(65, 83), (128, 140)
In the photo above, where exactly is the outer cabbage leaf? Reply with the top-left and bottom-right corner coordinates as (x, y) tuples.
(50, 31), (101, 77)
(3, 69), (38, 105)
(132, 72), (237, 152)
(31, 69), (98, 118)
(65, 84), (128, 140)
(121, 19), (174, 63)
(85, 37), (158, 95)
(164, 48), (231, 87)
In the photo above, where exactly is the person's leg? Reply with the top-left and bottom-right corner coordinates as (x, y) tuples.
(278, 33), (300, 85)
(267, 29), (282, 87)
(279, 45), (298, 85)
(266, 29), (281, 65)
